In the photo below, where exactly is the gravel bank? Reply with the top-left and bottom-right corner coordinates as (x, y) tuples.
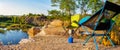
(0, 35), (119, 50)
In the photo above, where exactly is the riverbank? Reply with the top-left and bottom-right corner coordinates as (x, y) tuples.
(0, 35), (120, 50)
(0, 20), (120, 50)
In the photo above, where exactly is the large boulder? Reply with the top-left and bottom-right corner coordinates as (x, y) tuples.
(27, 27), (41, 38)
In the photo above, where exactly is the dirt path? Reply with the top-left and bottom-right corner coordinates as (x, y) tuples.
(0, 35), (120, 50)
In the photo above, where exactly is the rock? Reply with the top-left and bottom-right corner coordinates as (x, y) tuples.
(35, 20), (66, 36)
(44, 27), (68, 36)
(48, 20), (63, 27)
(119, 27), (120, 31)
(29, 20), (69, 37)
(36, 29), (46, 36)
(36, 27), (66, 36)
(62, 21), (69, 27)
(19, 39), (34, 44)
(27, 27), (41, 38)
(35, 24), (48, 36)
(0, 42), (3, 46)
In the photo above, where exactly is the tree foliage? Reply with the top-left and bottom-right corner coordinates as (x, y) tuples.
(76, 0), (89, 15)
(87, 0), (103, 13)
(48, 10), (70, 20)
(51, 0), (77, 16)
(48, 10), (61, 18)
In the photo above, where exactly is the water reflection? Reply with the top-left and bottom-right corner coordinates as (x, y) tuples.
(0, 30), (28, 45)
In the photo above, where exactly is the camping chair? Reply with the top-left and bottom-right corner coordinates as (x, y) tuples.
(76, 1), (120, 50)
(62, 14), (80, 36)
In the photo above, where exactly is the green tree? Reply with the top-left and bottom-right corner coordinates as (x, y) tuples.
(20, 16), (25, 24)
(87, 0), (103, 13)
(76, 0), (89, 15)
(12, 16), (17, 23)
(51, 0), (77, 16)
(48, 9), (70, 20)
(51, 0), (78, 26)
(48, 10), (61, 19)
(28, 13), (34, 16)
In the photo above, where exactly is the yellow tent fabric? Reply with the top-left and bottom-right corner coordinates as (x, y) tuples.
(71, 14), (80, 27)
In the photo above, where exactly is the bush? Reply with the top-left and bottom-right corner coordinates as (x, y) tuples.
(0, 29), (5, 33)
(7, 24), (21, 30)
(6, 24), (33, 32)
(0, 23), (8, 28)
(0, 16), (12, 22)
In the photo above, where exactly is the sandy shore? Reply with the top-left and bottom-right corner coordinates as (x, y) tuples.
(0, 35), (120, 50)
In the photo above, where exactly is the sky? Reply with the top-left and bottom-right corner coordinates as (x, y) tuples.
(0, 0), (58, 15)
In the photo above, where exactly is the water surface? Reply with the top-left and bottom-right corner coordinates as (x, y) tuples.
(0, 30), (28, 45)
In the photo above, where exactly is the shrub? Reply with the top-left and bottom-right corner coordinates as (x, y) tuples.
(0, 29), (5, 33)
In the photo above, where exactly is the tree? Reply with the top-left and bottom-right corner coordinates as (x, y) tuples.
(51, 0), (77, 17)
(48, 9), (71, 20)
(76, 0), (89, 16)
(48, 10), (61, 19)
(28, 13), (34, 16)
(11, 16), (17, 23)
(87, 0), (103, 13)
